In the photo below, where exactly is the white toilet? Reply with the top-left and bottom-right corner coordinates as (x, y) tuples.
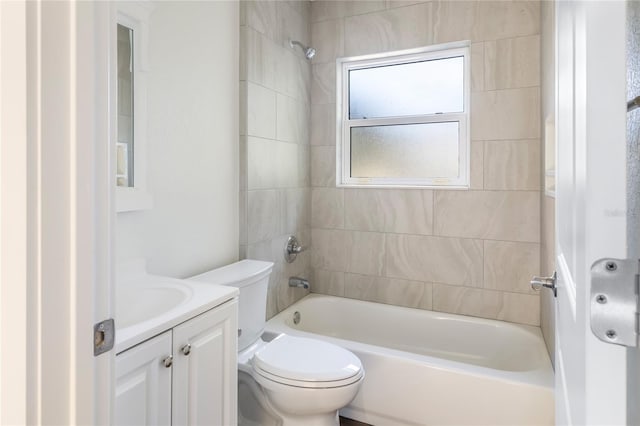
(190, 259), (364, 426)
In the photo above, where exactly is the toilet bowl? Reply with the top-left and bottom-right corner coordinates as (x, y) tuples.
(189, 260), (364, 426)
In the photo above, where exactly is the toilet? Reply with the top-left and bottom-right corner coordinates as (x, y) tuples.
(189, 259), (364, 426)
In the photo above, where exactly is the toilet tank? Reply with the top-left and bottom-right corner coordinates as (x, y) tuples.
(189, 260), (274, 351)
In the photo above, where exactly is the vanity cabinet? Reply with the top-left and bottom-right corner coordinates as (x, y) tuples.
(172, 300), (238, 425)
(115, 330), (172, 425)
(115, 299), (238, 426)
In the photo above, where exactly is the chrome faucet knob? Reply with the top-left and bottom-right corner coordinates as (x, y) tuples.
(284, 236), (306, 263)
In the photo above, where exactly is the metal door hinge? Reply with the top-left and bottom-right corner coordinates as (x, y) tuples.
(590, 259), (639, 348)
(94, 319), (115, 356)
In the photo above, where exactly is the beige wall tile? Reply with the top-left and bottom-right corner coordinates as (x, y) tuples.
(311, 103), (337, 146)
(312, 1), (387, 23)
(485, 35), (540, 90)
(386, 234), (483, 286)
(433, 283), (502, 319)
(386, 1), (430, 9)
(470, 140), (484, 190)
(345, 231), (386, 275)
(432, 284), (540, 326)
(239, 190), (248, 245)
(344, 189), (433, 235)
(239, 81), (247, 135)
(344, 189), (386, 232)
(247, 190), (281, 244)
(432, 1), (477, 44)
(344, 3), (433, 56)
(382, 190), (433, 235)
(246, 27), (278, 89)
(471, 88), (540, 140)
(239, 135), (248, 191)
(278, 1), (311, 49)
(247, 138), (299, 190)
(471, 42), (484, 92)
(502, 291), (540, 326)
(312, 269), (345, 296)
(311, 62), (336, 105)
(277, 93), (309, 143)
(276, 49), (309, 100)
(311, 18), (344, 64)
(484, 139), (541, 190)
(283, 188), (310, 234)
(311, 228), (347, 271)
(484, 240), (540, 294)
(311, 188), (344, 229)
(288, 0), (311, 20)
(473, 1), (540, 42)
(434, 190), (540, 242)
(344, 273), (432, 309)
(247, 82), (277, 139)
(245, 1), (279, 41)
(311, 145), (336, 187)
(297, 144), (311, 188)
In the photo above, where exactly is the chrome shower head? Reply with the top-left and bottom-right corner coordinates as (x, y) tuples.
(289, 39), (316, 60)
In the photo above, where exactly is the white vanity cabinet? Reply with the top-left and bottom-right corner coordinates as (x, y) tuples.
(115, 299), (238, 426)
(115, 330), (172, 426)
(172, 300), (238, 426)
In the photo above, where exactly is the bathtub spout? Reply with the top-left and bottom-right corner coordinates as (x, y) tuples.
(289, 277), (309, 289)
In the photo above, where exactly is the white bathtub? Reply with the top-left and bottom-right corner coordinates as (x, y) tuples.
(265, 294), (554, 426)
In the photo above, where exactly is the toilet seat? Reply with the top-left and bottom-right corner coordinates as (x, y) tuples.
(252, 335), (363, 389)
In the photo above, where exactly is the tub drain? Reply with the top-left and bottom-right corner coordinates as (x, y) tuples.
(293, 311), (301, 325)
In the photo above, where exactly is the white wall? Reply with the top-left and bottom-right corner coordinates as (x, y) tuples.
(117, 1), (239, 278)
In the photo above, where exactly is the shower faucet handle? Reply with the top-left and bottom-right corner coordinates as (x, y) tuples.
(284, 235), (306, 263)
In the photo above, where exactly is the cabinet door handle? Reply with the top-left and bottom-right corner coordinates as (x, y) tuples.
(162, 355), (173, 368)
(181, 344), (191, 356)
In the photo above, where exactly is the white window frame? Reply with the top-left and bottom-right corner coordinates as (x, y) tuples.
(336, 41), (471, 189)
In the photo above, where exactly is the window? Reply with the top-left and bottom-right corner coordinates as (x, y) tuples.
(337, 42), (470, 188)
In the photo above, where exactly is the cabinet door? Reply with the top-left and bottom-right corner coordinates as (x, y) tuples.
(172, 300), (238, 426)
(115, 331), (172, 426)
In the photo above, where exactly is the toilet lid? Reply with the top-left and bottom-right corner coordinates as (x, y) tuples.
(252, 335), (362, 383)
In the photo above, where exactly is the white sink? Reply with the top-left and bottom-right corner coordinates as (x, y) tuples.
(116, 281), (192, 328)
(115, 260), (238, 353)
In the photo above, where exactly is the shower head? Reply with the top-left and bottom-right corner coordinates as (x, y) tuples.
(289, 39), (316, 60)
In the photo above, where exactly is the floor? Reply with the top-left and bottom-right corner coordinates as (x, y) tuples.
(339, 416), (371, 426)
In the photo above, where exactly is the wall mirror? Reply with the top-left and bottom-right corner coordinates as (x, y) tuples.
(115, 1), (153, 212)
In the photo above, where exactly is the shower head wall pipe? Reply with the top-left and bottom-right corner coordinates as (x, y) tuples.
(289, 39), (316, 60)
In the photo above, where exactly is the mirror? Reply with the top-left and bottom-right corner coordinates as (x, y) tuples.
(117, 23), (134, 188)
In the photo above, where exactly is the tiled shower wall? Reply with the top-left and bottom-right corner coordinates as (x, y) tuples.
(309, 1), (543, 326)
(239, 1), (312, 319)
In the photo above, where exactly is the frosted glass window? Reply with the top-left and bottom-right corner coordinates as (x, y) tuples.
(351, 122), (459, 178)
(349, 56), (464, 119)
(337, 43), (470, 188)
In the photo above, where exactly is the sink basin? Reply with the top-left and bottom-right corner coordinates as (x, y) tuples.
(114, 260), (239, 353)
(116, 282), (192, 328)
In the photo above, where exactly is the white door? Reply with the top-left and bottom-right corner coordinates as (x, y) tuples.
(115, 331), (173, 426)
(1, 1), (113, 424)
(172, 301), (238, 426)
(555, 1), (631, 425)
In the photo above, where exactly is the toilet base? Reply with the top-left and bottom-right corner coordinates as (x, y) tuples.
(238, 369), (354, 426)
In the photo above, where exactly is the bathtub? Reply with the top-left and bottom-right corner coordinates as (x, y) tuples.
(265, 294), (554, 426)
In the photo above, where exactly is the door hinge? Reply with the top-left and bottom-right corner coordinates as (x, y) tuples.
(94, 319), (115, 356)
(590, 258), (639, 348)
